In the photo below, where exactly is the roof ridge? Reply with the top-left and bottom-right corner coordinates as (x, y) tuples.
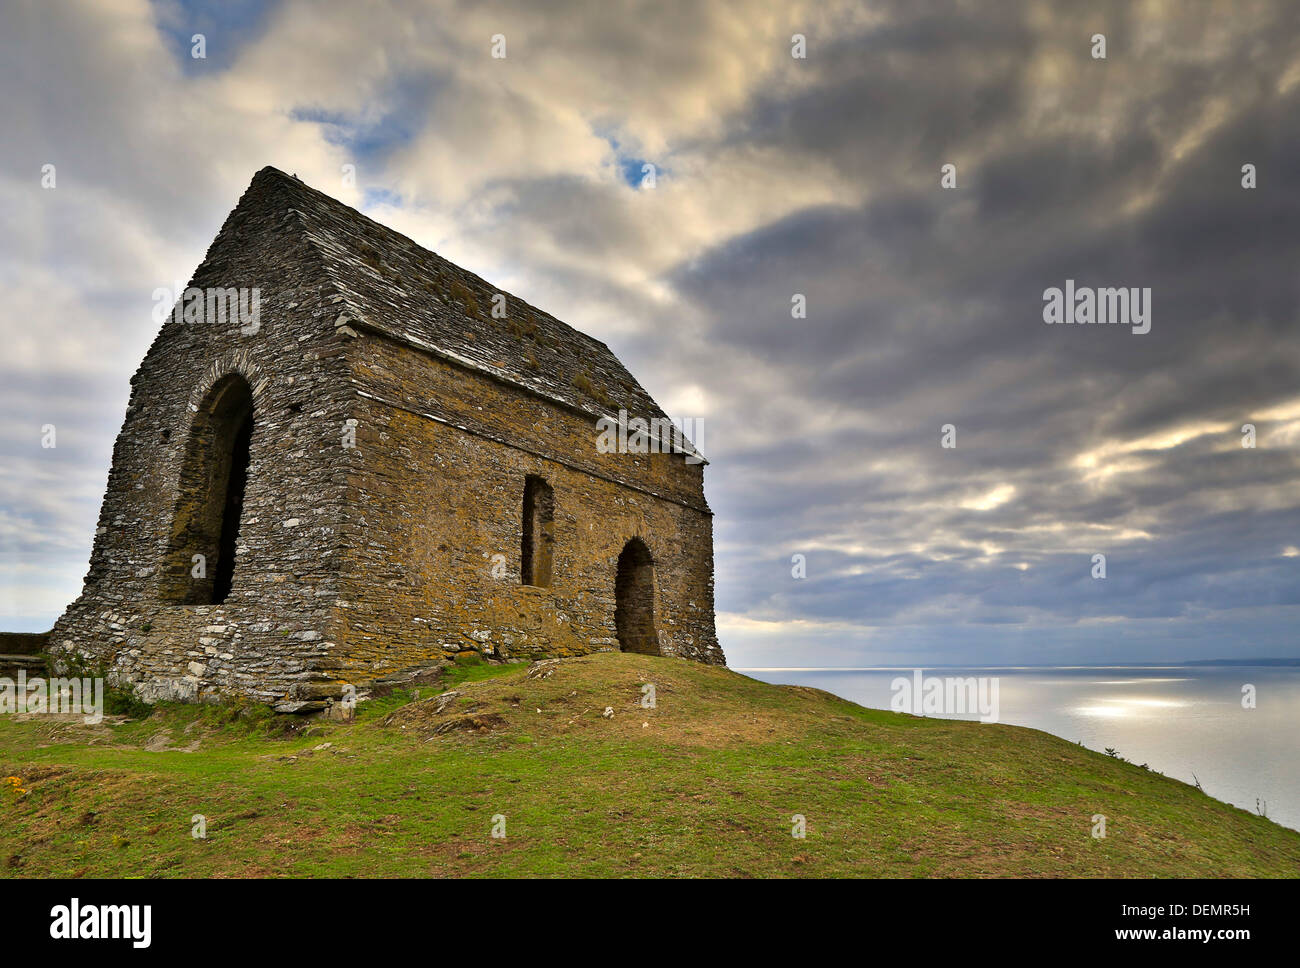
(275, 189), (370, 337)
(252, 168), (613, 349)
(232, 167), (702, 460)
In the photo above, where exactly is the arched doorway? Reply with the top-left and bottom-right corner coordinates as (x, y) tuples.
(161, 374), (254, 604)
(615, 538), (659, 655)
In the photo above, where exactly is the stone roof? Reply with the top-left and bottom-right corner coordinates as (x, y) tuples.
(238, 167), (701, 461)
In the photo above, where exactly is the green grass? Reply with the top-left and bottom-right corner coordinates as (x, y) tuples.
(1, 652), (1297, 878)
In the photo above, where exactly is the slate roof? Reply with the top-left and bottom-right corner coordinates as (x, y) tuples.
(241, 167), (700, 460)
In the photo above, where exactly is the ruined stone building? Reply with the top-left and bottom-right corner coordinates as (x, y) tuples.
(51, 167), (723, 710)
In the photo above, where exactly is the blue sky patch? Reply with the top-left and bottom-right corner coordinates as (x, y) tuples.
(150, 0), (280, 75)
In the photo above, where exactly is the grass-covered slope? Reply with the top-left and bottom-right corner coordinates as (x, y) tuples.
(1, 652), (1296, 877)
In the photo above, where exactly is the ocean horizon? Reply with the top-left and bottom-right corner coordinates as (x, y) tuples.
(739, 664), (1300, 834)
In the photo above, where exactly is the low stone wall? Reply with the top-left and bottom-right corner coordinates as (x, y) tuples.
(0, 631), (49, 656)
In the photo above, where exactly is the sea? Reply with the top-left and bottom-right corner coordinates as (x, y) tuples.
(739, 665), (1300, 833)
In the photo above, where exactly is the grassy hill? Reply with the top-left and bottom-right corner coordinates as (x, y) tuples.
(2, 652), (1297, 877)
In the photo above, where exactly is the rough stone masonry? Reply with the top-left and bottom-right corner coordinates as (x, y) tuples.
(50, 167), (723, 712)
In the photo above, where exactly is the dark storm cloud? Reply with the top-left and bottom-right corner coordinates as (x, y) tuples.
(650, 2), (1300, 662)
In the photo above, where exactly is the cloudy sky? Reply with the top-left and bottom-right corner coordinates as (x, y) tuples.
(2, 0), (1298, 667)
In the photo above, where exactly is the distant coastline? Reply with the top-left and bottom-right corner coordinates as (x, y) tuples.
(1181, 658), (1300, 667)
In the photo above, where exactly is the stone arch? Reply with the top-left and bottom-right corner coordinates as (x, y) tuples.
(615, 537), (659, 655)
(186, 350), (272, 413)
(521, 475), (555, 587)
(160, 373), (256, 604)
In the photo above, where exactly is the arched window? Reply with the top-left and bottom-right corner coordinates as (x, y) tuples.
(160, 375), (254, 604)
(521, 475), (554, 587)
(615, 538), (659, 655)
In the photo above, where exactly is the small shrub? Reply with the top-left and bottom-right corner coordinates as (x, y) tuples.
(357, 242), (383, 270)
(104, 684), (152, 720)
(57, 651), (153, 720)
(449, 280), (480, 316)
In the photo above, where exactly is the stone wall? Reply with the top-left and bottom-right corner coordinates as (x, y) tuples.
(49, 175), (357, 706)
(0, 632), (49, 656)
(328, 329), (722, 681)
